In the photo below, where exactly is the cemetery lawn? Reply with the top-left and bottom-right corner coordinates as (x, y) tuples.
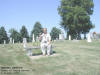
(0, 40), (100, 75)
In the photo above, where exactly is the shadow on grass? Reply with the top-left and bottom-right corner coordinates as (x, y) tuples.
(32, 51), (56, 56)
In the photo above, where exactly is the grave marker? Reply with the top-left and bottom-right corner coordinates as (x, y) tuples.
(69, 35), (71, 40)
(87, 33), (92, 42)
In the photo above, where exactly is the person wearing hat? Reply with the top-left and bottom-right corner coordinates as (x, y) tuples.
(39, 28), (52, 56)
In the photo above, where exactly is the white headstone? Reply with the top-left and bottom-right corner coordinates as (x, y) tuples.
(23, 38), (27, 43)
(32, 34), (35, 42)
(4, 40), (6, 44)
(9, 38), (12, 44)
(87, 33), (92, 42)
(56, 38), (58, 40)
(13, 39), (14, 44)
(69, 35), (71, 40)
(23, 38), (27, 48)
(59, 34), (62, 40)
(59, 32), (64, 40)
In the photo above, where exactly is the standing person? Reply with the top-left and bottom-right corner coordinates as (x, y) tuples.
(39, 28), (52, 56)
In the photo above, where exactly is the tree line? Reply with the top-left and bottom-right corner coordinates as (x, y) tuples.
(0, 22), (61, 44)
(0, 0), (95, 43)
(58, 0), (94, 40)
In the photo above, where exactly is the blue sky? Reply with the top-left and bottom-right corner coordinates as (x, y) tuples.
(0, 0), (100, 36)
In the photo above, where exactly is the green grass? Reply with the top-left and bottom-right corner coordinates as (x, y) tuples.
(0, 40), (100, 75)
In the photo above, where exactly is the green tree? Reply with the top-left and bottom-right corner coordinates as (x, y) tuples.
(50, 27), (61, 40)
(9, 29), (21, 43)
(31, 22), (43, 41)
(58, 0), (94, 40)
(20, 25), (29, 42)
(0, 26), (8, 44)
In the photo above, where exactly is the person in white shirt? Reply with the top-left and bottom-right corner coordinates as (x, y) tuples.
(39, 28), (52, 56)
